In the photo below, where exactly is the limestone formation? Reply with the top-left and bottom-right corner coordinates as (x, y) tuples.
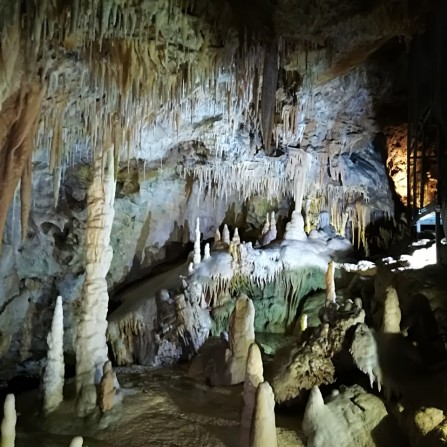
(203, 243), (211, 260)
(350, 323), (382, 390)
(222, 224), (230, 246)
(1, 394), (16, 447)
(283, 211), (307, 241)
(193, 217), (201, 267)
(302, 385), (398, 447)
(299, 313), (308, 333)
(271, 306), (365, 403)
(325, 261), (336, 305)
(43, 295), (65, 414)
(98, 361), (118, 413)
(75, 146), (116, 416)
(232, 227), (241, 245)
(69, 437), (83, 447)
(240, 343), (264, 447)
(261, 211), (277, 246)
(250, 382), (277, 447)
(261, 213), (270, 236)
(382, 285), (401, 334)
(227, 294), (256, 385)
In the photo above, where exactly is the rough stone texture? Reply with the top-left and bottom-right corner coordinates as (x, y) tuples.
(98, 361), (118, 414)
(108, 278), (212, 367)
(271, 305), (365, 403)
(251, 382), (277, 447)
(302, 385), (402, 447)
(227, 295), (256, 385)
(43, 295), (64, 414)
(240, 343), (264, 447)
(350, 323), (382, 390)
(75, 147), (116, 416)
(0, 0), (410, 383)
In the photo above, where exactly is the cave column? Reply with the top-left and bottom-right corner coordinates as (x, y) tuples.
(75, 145), (116, 416)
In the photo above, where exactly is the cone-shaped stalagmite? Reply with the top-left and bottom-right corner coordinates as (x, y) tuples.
(325, 261), (336, 305)
(240, 343), (264, 447)
(228, 294), (255, 384)
(69, 437), (83, 447)
(43, 295), (65, 414)
(382, 286), (401, 334)
(250, 382), (277, 447)
(1, 394), (16, 447)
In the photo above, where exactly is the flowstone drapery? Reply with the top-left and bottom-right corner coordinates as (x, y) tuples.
(75, 146), (116, 416)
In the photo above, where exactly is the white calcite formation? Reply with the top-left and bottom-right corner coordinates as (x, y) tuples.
(283, 211), (307, 241)
(350, 323), (383, 390)
(325, 261), (336, 305)
(193, 217), (201, 267)
(240, 343), (264, 447)
(222, 224), (230, 247)
(203, 243), (211, 260)
(251, 382), (277, 447)
(302, 385), (398, 447)
(75, 146), (117, 416)
(69, 437), (83, 447)
(227, 294), (256, 385)
(382, 285), (401, 334)
(43, 295), (65, 414)
(1, 394), (16, 447)
(261, 211), (277, 246)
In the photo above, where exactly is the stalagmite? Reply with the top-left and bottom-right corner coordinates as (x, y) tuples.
(261, 211), (277, 246)
(250, 382), (277, 447)
(283, 211), (307, 241)
(261, 213), (270, 236)
(69, 437), (83, 447)
(382, 286), (401, 334)
(325, 261), (336, 305)
(227, 294), (255, 384)
(232, 227), (241, 245)
(188, 262), (195, 274)
(203, 243), (211, 260)
(240, 343), (264, 447)
(300, 313), (308, 332)
(43, 295), (65, 414)
(75, 146), (117, 416)
(1, 394), (16, 447)
(222, 224), (230, 246)
(193, 217), (201, 267)
(302, 386), (326, 438)
(98, 361), (118, 413)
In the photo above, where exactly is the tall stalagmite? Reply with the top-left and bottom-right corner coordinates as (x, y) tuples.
(240, 343), (264, 447)
(1, 394), (16, 447)
(43, 295), (65, 414)
(75, 146), (116, 416)
(250, 382), (277, 447)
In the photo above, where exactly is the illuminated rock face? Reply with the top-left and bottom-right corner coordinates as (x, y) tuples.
(302, 385), (398, 447)
(0, 0), (407, 381)
(75, 147), (116, 416)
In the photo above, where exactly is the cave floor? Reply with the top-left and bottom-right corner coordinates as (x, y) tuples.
(14, 365), (304, 447)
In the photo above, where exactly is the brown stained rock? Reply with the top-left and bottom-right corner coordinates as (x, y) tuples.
(98, 361), (117, 413)
(271, 306), (365, 403)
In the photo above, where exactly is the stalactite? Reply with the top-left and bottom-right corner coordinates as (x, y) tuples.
(0, 84), (44, 251)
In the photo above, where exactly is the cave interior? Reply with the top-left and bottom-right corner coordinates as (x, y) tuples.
(1, 0), (447, 446)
